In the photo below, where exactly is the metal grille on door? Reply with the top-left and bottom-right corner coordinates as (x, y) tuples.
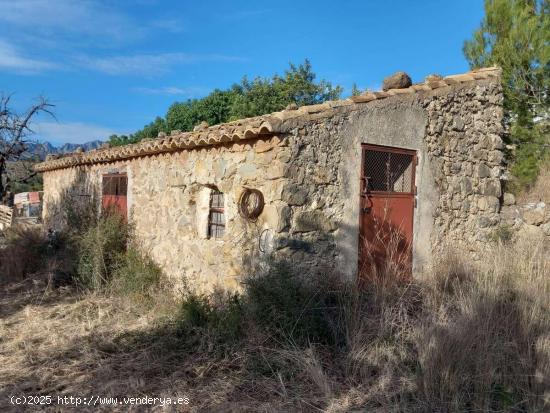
(363, 150), (414, 193)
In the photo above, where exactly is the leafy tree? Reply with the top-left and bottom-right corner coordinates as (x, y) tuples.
(230, 60), (342, 119)
(166, 89), (237, 132)
(464, 0), (550, 188)
(110, 60), (342, 146)
(0, 95), (54, 200)
(108, 116), (168, 146)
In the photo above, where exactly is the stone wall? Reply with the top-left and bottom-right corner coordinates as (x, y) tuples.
(40, 69), (505, 290)
(273, 79), (504, 279)
(42, 137), (292, 291)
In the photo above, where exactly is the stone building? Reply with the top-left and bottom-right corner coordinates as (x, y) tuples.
(36, 67), (505, 291)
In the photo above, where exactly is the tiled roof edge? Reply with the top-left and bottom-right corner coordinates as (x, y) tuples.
(35, 67), (500, 172)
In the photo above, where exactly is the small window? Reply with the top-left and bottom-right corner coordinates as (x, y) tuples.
(208, 190), (225, 239)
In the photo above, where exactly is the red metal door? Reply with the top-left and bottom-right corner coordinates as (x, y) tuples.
(359, 144), (416, 282)
(102, 174), (127, 218)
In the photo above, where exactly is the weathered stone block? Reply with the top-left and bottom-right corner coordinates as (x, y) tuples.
(477, 216), (492, 228)
(478, 196), (499, 212)
(260, 204), (290, 233)
(521, 203), (546, 226)
(238, 163), (257, 178)
(461, 177), (473, 194)
(476, 163), (491, 178)
(255, 140), (274, 153)
(293, 210), (336, 233)
(451, 196), (462, 210)
(278, 205), (292, 232)
(213, 159), (227, 180)
(488, 150), (504, 164)
(287, 165), (305, 183)
(266, 162), (286, 180)
(450, 163), (462, 173)
(312, 166), (334, 184)
(481, 179), (502, 197)
(490, 134), (504, 150)
(382, 71), (412, 91)
(282, 183), (308, 205)
(503, 192), (515, 206)
(452, 116), (465, 131)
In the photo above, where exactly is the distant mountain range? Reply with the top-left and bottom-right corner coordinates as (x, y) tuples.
(24, 140), (104, 160)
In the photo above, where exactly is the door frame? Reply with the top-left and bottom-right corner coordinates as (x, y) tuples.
(358, 143), (417, 279)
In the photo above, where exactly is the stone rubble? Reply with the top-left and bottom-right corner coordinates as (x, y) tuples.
(500, 195), (550, 240)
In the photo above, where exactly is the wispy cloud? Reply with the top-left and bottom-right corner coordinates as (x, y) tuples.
(34, 121), (124, 144)
(132, 86), (208, 97)
(0, 1), (245, 77)
(0, 39), (57, 73)
(0, 0), (191, 45)
(0, 42), (245, 76)
(75, 53), (246, 76)
(0, 0), (143, 44)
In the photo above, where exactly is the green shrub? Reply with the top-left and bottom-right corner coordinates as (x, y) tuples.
(177, 290), (244, 344)
(210, 291), (244, 341)
(173, 262), (342, 347)
(179, 293), (212, 328)
(111, 247), (162, 295)
(75, 213), (128, 290)
(490, 224), (514, 244)
(0, 227), (48, 282)
(244, 261), (339, 345)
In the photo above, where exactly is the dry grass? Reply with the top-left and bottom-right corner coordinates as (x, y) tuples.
(0, 226), (48, 283)
(0, 235), (549, 412)
(0, 275), (303, 412)
(415, 239), (550, 412)
(517, 161), (550, 203)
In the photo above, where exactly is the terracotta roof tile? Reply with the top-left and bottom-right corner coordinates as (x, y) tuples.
(35, 67), (501, 172)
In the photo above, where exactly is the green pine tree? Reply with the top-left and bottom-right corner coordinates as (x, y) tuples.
(464, 0), (550, 188)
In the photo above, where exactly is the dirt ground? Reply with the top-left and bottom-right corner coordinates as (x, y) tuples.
(0, 277), (287, 412)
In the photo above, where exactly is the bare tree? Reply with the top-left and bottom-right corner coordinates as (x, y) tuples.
(0, 95), (55, 200)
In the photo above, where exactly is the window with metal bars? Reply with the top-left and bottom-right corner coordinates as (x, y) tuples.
(208, 190), (225, 239)
(363, 149), (414, 193)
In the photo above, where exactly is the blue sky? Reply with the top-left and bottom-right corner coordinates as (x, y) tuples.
(0, 0), (484, 145)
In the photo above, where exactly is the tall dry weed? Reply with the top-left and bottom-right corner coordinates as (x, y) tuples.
(320, 234), (549, 412)
(1, 225), (548, 412)
(517, 161), (550, 203)
(416, 236), (549, 412)
(0, 227), (48, 282)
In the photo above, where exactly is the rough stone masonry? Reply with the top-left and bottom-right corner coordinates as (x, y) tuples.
(36, 67), (505, 291)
